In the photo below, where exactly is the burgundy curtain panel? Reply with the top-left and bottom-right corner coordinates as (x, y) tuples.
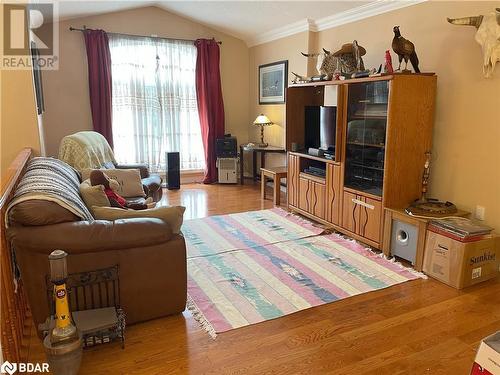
(195, 38), (225, 184)
(83, 29), (114, 148)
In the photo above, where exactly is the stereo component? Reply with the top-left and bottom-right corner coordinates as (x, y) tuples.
(307, 148), (324, 157)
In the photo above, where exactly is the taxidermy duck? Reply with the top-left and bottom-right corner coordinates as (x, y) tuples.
(392, 26), (420, 73)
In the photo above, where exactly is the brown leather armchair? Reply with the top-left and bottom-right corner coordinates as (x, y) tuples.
(58, 131), (163, 201)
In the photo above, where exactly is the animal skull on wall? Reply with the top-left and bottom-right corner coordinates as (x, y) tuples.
(447, 8), (500, 78)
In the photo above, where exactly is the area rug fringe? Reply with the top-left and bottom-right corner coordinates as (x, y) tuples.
(332, 231), (428, 279)
(380, 254), (428, 279)
(283, 209), (331, 233)
(187, 295), (217, 339)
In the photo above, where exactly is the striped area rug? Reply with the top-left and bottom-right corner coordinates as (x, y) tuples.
(184, 208), (422, 338)
(183, 208), (325, 257)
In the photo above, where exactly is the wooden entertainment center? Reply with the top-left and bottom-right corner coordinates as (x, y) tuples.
(286, 74), (437, 249)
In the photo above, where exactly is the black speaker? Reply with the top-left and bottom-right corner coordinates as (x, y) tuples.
(165, 152), (180, 190)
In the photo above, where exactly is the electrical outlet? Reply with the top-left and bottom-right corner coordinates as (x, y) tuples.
(475, 205), (485, 221)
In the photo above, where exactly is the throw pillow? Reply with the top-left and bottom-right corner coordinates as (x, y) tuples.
(79, 180), (110, 211)
(92, 205), (186, 234)
(80, 168), (97, 181)
(80, 163), (116, 181)
(104, 169), (145, 197)
(82, 168), (145, 198)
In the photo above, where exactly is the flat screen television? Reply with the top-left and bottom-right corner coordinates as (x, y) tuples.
(304, 106), (337, 153)
(304, 106), (320, 150)
(320, 106), (336, 151)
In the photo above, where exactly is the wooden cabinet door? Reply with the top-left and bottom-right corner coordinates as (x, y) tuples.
(358, 196), (382, 243)
(287, 154), (299, 207)
(286, 86), (324, 151)
(311, 182), (326, 220)
(326, 164), (341, 225)
(342, 191), (359, 234)
(298, 177), (311, 213)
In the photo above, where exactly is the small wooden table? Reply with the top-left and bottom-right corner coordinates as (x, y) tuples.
(239, 145), (286, 185)
(260, 166), (287, 206)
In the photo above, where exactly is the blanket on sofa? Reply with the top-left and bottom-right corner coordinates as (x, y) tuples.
(5, 157), (94, 226)
(58, 131), (116, 171)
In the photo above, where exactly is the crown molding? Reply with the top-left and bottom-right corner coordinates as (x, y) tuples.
(246, 18), (315, 47)
(247, 0), (427, 47)
(314, 0), (427, 32)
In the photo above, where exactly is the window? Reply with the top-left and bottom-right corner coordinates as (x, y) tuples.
(109, 35), (205, 172)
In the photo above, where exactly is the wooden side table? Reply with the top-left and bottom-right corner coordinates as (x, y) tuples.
(260, 167), (287, 206)
(239, 145), (286, 185)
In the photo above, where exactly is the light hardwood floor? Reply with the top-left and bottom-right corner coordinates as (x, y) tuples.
(27, 182), (500, 374)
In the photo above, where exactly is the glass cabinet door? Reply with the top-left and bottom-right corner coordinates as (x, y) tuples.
(344, 81), (389, 196)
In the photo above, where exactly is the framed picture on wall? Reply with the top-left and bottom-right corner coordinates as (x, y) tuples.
(259, 60), (288, 104)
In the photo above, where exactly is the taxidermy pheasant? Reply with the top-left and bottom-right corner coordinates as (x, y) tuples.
(392, 26), (420, 73)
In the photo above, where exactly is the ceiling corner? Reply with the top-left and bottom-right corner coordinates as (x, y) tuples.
(248, 0), (427, 47)
(246, 18), (313, 48)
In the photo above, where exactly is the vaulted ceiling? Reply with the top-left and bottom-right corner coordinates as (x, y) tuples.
(53, 1), (424, 46)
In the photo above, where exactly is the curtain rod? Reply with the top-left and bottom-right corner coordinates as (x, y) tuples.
(69, 26), (222, 45)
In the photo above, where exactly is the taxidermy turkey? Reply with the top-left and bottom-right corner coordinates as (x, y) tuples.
(392, 26), (420, 73)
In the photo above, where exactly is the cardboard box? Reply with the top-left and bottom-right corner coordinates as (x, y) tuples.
(470, 331), (500, 375)
(423, 231), (499, 289)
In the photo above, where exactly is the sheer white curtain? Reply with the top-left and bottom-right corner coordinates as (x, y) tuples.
(109, 35), (205, 172)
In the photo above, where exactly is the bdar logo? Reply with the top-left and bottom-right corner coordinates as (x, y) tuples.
(1, 361), (17, 375)
(0, 362), (49, 374)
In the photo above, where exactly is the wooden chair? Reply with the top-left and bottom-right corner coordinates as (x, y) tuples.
(260, 166), (287, 206)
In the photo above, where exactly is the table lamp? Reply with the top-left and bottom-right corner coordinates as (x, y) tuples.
(253, 114), (273, 147)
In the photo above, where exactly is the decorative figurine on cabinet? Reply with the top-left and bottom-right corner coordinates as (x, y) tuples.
(352, 40), (364, 72)
(332, 41), (366, 74)
(384, 50), (394, 73)
(292, 48), (341, 82)
(292, 41), (368, 82)
(392, 26), (421, 73)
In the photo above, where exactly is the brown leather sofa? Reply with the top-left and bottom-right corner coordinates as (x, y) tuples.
(7, 200), (187, 336)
